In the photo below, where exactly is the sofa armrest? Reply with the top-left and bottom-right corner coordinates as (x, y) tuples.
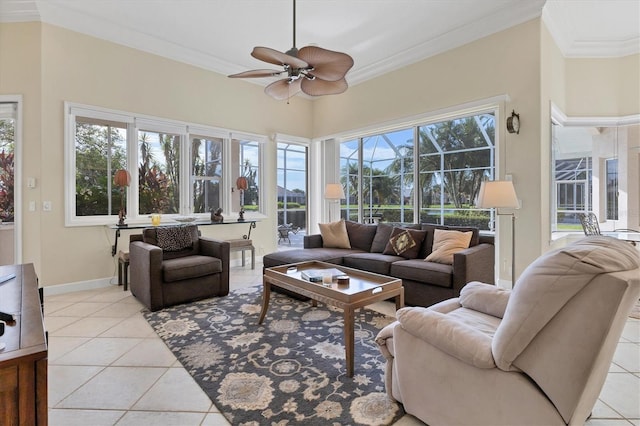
(452, 243), (495, 295)
(200, 237), (230, 294)
(304, 234), (323, 248)
(129, 240), (164, 310)
(395, 307), (496, 368)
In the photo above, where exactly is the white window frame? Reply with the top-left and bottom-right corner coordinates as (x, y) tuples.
(64, 102), (268, 226)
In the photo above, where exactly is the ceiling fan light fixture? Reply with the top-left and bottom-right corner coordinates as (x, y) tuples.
(228, 0), (353, 101)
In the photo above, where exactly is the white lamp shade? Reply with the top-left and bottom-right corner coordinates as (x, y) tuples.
(476, 180), (519, 209)
(324, 183), (346, 200)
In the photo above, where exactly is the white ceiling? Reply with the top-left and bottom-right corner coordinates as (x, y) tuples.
(1, 0), (638, 87)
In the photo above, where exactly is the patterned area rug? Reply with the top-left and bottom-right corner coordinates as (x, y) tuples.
(143, 286), (405, 425)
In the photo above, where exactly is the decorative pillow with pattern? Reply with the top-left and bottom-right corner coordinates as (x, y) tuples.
(383, 227), (427, 259)
(319, 220), (351, 249)
(425, 229), (473, 264)
(155, 225), (196, 252)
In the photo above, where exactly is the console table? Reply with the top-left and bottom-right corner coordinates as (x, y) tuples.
(109, 220), (257, 256)
(0, 263), (47, 426)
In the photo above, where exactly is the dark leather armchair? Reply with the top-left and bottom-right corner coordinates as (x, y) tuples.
(129, 224), (230, 311)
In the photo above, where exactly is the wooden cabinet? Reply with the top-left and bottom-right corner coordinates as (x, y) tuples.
(0, 264), (47, 426)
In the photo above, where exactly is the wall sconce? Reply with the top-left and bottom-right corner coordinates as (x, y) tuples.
(506, 110), (520, 134)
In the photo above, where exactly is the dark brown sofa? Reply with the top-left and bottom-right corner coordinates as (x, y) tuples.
(263, 221), (495, 307)
(129, 225), (230, 311)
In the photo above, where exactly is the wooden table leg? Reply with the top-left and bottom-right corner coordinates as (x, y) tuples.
(395, 287), (405, 311)
(343, 306), (355, 377)
(258, 281), (271, 325)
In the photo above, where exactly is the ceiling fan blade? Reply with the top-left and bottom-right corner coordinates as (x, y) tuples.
(300, 77), (348, 97)
(228, 69), (284, 78)
(298, 46), (354, 81)
(265, 78), (302, 101)
(251, 46), (309, 69)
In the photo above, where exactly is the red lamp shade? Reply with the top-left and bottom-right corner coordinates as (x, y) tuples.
(236, 176), (248, 191)
(113, 170), (131, 187)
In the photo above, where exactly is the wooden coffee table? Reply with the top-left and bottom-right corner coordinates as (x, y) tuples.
(259, 260), (404, 377)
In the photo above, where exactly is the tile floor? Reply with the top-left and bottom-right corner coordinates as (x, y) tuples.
(46, 261), (640, 426)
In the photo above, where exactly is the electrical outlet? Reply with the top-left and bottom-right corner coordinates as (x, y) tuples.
(43, 201), (52, 211)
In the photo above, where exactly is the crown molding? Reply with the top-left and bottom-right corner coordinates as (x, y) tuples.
(0, 0), (39, 22)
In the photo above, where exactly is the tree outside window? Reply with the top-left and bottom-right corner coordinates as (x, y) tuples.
(138, 130), (180, 215)
(74, 118), (127, 217)
(340, 112), (495, 228)
(0, 116), (14, 222)
(192, 135), (222, 214)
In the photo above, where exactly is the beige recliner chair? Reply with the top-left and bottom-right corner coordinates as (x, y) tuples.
(376, 236), (640, 425)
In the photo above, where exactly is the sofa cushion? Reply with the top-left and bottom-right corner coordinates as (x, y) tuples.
(345, 220), (378, 252)
(262, 248), (360, 268)
(425, 229), (473, 264)
(343, 252), (404, 275)
(420, 224), (480, 258)
(383, 227), (427, 259)
(319, 220), (351, 249)
(162, 255), (221, 283)
(391, 259), (453, 288)
(370, 223), (394, 253)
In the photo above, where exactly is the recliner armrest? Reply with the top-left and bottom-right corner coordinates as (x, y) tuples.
(395, 307), (496, 368)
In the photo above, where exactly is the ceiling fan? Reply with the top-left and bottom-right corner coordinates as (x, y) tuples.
(228, 0), (354, 101)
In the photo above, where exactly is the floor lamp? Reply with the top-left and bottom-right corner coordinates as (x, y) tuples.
(324, 183), (345, 222)
(476, 180), (520, 286)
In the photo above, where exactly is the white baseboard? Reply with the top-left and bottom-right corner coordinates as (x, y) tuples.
(43, 277), (115, 296)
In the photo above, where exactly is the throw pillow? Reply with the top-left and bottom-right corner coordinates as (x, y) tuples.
(319, 220), (351, 249)
(425, 229), (473, 264)
(155, 225), (197, 252)
(370, 223), (394, 253)
(383, 227), (427, 259)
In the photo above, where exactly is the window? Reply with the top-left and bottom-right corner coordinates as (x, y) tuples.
(137, 129), (180, 215)
(0, 103), (16, 223)
(550, 116), (639, 235)
(606, 158), (618, 220)
(191, 135), (222, 214)
(233, 138), (261, 213)
(340, 110), (495, 228)
(65, 103), (265, 226)
(418, 114), (494, 226)
(74, 118), (127, 217)
(277, 142), (307, 230)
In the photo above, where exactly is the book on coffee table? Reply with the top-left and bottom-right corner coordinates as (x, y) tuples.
(301, 268), (345, 283)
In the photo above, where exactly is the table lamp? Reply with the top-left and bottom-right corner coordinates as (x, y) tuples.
(113, 169), (131, 227)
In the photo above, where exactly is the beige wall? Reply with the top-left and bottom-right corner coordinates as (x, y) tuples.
(0, 22), (43, 273)
(565, 55), (640, 117)
(1, 17), (638, 288)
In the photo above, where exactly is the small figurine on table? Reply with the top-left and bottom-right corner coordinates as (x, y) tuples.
(211, 208), (224, 223)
